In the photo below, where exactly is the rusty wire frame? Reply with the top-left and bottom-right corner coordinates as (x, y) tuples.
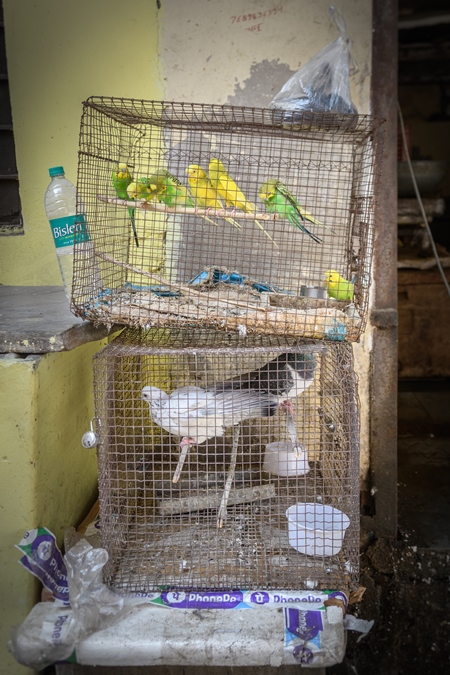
(73, 98), (385, 342)
(92, 328), (360, 594)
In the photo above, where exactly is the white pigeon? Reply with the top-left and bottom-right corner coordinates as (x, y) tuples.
(141, 384), (277, 483)
(141, 384), (277, 445)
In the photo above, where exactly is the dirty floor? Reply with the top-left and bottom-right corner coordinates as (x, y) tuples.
(329, 380), (450, 675)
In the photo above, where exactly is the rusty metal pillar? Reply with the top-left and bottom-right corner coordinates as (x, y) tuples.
(369, 0), (398, 538)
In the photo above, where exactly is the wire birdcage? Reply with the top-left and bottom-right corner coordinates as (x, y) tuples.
(92, 327), (360, 594)
(73, 98), (384, 342)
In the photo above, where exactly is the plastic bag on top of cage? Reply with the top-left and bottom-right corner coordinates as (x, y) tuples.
(270, 6), (358, 126)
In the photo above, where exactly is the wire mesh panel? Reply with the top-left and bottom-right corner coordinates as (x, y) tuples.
(92, 328), (360, 594)
(73, 98), (384, 342)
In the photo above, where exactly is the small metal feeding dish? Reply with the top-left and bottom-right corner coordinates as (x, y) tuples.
(92, 327), (360, 594)
(72, 98), (384, 342)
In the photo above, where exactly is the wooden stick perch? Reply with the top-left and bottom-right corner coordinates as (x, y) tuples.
(158, 483), (276, 516)
(217, 423), (241, 528)
(98, 194), (280, 222)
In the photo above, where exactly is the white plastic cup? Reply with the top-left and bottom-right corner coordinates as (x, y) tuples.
(263, 441), (310, 477)
(286, 503), (350, 556)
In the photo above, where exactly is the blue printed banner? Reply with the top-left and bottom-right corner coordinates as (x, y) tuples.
(284, 607), (325, 665)
(16, 527), (69, 602)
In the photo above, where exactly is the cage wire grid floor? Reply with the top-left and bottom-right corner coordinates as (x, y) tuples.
(93, 329), (360, 594)
(72, 99), (384, 343)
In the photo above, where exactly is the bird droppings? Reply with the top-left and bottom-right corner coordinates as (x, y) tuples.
(84, 282), (358, 341)
(341, 536), (450, 673)
(93, 328), (360, 593)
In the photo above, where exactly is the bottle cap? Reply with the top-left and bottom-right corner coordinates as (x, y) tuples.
(49, 166), (65, 177)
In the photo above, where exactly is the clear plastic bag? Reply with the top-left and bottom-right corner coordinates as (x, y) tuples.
(270, 6), (358, 115)
(9, 538), (137, 670)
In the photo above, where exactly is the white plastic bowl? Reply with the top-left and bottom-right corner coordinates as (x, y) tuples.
(263, 441), (310, 477)
(286, 503), (350, 556)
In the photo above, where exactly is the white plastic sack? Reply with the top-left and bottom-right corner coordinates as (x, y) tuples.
(9, 539), (132, 670)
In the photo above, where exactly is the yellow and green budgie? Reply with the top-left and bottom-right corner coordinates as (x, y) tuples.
(147, 171), (194, 208)
(145, 170), (219, 228)
(208, 158), (278, 248)
(111, 163), (139, 246)
(186, 164), (241, 229)
(126, 176), (155, 201)
(259, 178), (330, 244)
(324, 269), (354, 301)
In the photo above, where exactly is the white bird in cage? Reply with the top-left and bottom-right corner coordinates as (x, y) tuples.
(141, 384), (277, 482)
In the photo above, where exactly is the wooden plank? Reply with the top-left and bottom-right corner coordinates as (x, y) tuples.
(158, 483), (276, 516)
(398, 273), (450, 378)
(398, 268), (450, 285)
(397, 197), (445, 224)
(369, 0), (399, 539)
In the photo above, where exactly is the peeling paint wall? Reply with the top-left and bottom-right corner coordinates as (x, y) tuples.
(159, 0), (371, 112)
(159, 0), (373, 480)
(0, 341), (108, 675)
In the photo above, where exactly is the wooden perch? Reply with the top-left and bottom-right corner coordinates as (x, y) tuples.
(98, 194), (280, 222)
(158, 483), (276, 516)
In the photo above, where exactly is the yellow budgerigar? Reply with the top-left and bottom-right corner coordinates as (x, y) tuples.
(324, 269), (354, 302)
(186, 164), (241, 229)
(208, 158), (278, 248)
(146, 170), (220, 228)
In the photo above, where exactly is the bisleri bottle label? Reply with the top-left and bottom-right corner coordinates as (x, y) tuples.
(49, 214), (90, 248)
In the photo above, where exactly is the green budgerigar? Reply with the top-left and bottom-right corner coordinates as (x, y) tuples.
(111, 163), (139, 246)
(147, 171), (195, 208)
(147, 170), (220, 228)
(127, 177), (155, 202)
(258, 179), (325, 244)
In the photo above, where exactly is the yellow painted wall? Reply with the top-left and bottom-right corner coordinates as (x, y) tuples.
(0, 0), (162, 287)
(0, 340), (110, 674)
(0, 2), (161, 672)
(0, 359), (39, 675)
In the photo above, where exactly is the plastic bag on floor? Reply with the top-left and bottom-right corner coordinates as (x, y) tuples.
(10, 533), (373, 670)
(9, 538), (133, 670)
(270, 6), (358, 115)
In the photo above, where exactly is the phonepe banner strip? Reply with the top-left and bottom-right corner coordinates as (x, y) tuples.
(129, 588), (348, 611)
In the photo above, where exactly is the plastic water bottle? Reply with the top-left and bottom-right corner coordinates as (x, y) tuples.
(44, 166), (91, 300)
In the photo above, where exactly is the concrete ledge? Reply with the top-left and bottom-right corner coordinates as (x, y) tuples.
(0, 286), (119, 353)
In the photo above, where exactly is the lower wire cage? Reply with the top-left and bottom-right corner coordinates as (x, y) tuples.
(92, 328), (360, 594)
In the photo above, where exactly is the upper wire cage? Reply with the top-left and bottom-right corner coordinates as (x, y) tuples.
(73, 98), (385, 342)
(92, 327), (360, 594)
